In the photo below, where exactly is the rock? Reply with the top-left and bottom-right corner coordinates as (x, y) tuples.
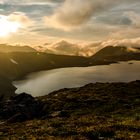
(0, 128), (9, 133)
(0, 93), (41, 122)
(51, 111), (61, 117)
(59, 110), (70, 117)
(7, 113), (28, 123)
(11, 93), (34, 104)
(0, 132), (4, 135)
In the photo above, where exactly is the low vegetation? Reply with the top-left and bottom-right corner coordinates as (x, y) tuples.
(0, 81), (140, 139)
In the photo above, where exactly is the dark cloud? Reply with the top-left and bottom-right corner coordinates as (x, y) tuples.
(121, 17), (132, 25)
(96, 12), (133, 26)
(0, 4), (53, 16)
(0, 0), (63, 4)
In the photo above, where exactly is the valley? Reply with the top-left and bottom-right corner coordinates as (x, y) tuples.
(0, 45), (140, 100)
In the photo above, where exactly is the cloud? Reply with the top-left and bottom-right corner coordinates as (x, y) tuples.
(8, 12), (33, 27)
(0, 15), (20, 36)
(44, 40), (103, 56)
(1, 0), (140, 45)
(102, 38), (140, 48)
(44, 0), (140, 30)
(0, 0), (63, 5)
(123, 11), (140, 27)
(43, 38), (140, 57)
(44, 40), (81, 55)
(107, 11), (140, 40)
(0, 12), (33, 37)
(96, 12), (133, 26)
(45, 0), (111, 30)
(95, 10), (140, 40)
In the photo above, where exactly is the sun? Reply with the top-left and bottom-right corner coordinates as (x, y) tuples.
(0, 15), (21, 37)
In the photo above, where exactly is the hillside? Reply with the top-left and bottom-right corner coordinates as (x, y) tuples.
(0, 52), (87, 80)
(0, 46), (139, 100)
(0, 46), (139, 80)
(0, 44), (36, 53)
(0, 52), (87, 99)
(0, 76), (16, 100)
(0, 81), (140, 139)
(89, 46), (140, 65)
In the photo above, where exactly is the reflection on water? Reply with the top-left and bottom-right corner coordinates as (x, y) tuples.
(13, 61), (140, 97)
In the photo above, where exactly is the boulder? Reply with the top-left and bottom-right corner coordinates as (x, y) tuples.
(0, 93), (41, 122)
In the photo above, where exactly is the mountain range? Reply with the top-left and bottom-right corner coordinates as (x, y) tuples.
(0, 44), (139, 139)
(0, 44), (36, 53)
(0, 45), (139, 100)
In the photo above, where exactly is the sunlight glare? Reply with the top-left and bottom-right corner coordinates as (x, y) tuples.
(0, 15), (21, 37)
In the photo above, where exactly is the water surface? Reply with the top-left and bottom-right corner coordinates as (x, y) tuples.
(13, 61), (140, 97)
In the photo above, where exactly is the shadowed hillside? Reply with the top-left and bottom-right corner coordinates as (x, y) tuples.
(0, 44), (36, 53)
(0, 81), (140, 139)
(0, 52), (87, 99)
(0, 52), (87, 80)
(90, 46), (140, 63)
(0, 76), (16, 100)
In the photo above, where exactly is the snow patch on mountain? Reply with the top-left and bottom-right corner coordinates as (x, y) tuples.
(10, 59), (18, 65)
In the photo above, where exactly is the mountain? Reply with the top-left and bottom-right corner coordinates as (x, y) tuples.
(0, 52), (87, 99)
(0, 52), (87, 80)
(0, 45), (139, 100)
(0, 44), (36, 53)
(88, 46), (140, 65)
(91, 46), (140, 61)
(0, 81), (139, 139)
(0, 45), (139, 139)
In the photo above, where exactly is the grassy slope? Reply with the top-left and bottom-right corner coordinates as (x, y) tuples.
(0, 81), (140, 139)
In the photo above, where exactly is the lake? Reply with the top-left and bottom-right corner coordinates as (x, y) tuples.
(13, 61), (140, 97)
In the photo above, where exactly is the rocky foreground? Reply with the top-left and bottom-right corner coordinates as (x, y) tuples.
(0, 81), (140, 140)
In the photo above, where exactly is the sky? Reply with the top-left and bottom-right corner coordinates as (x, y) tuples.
(0, 0), (140, 47)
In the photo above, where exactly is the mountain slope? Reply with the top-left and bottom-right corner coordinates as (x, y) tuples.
(0, 52), (87, 99)
(0, 52), (87, 80)
(0, 44), (36, 53)
(0, 76), (16, 100)
(90, 46), (140, 62)
(0, 81), (140, 139)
